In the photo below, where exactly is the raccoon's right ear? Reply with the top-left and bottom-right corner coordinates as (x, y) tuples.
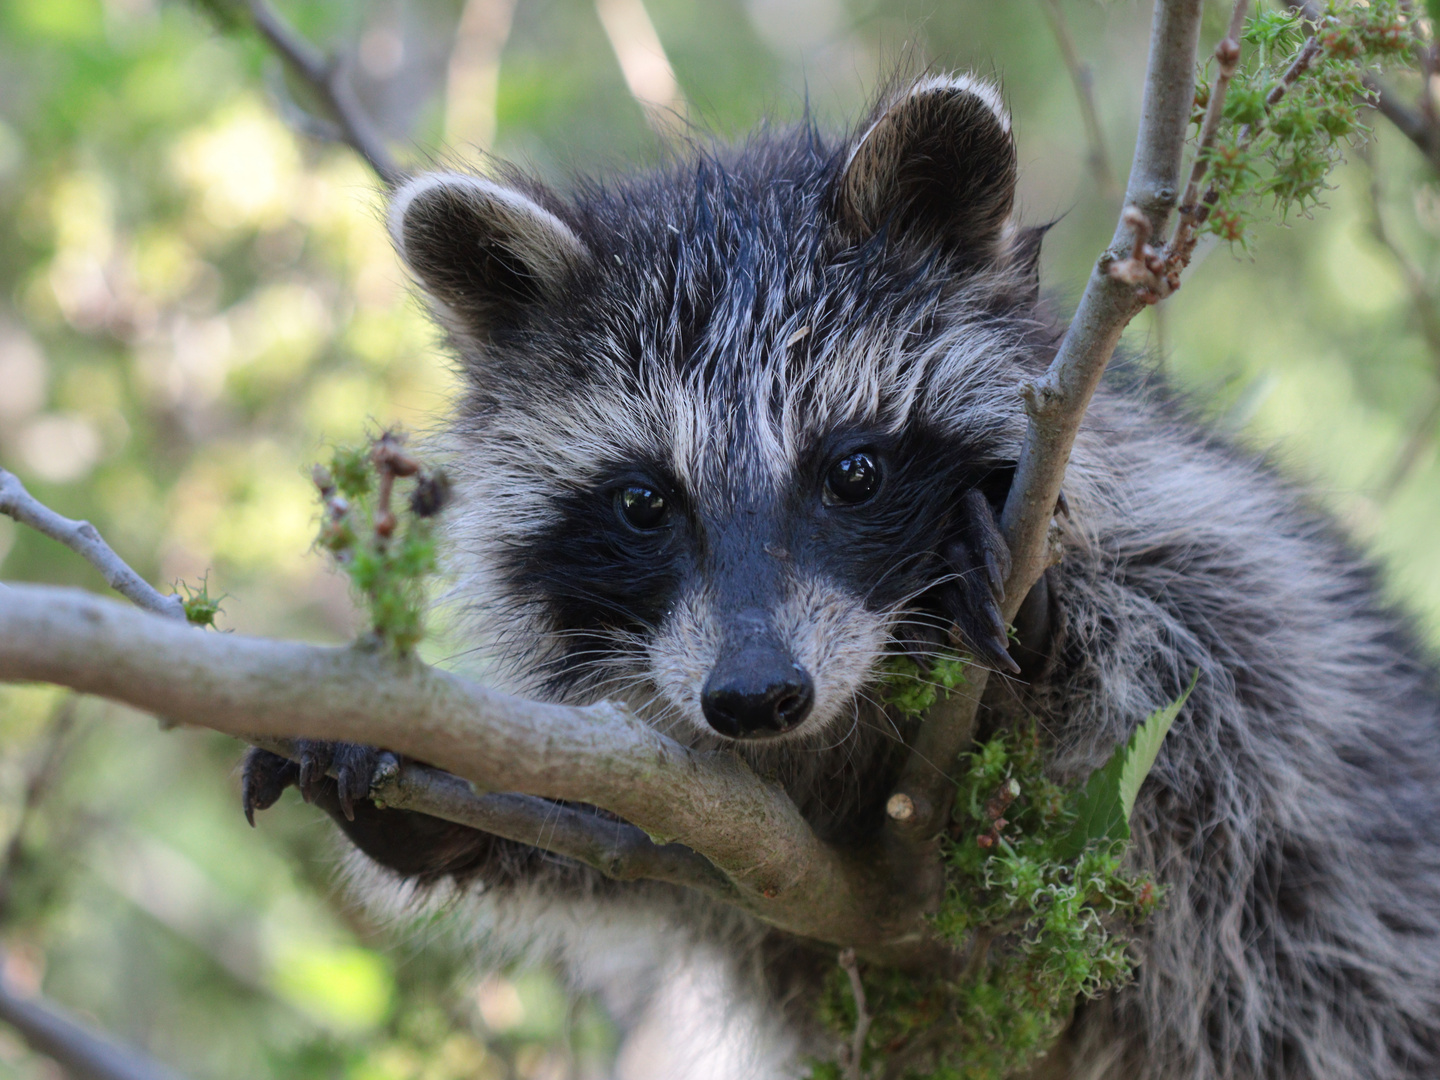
(389, 173), (590, 336)
(836, 75), (1017, 263)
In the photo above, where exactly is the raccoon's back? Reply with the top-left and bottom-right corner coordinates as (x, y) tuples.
(1032, 382), (1440, 1079)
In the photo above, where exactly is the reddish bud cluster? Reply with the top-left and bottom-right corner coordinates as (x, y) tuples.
(977, 778), (1021, 850)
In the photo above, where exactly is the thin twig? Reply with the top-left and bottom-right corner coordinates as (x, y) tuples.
(245, 0), (404, 187)
(0, 952), (190, 1080)
(1041, 0), (1117, 196)
(1262, 34), (1323, 116)
(0, 469), (187, 622)
(890, 0), (1208, 844)
(838, 948), (871, 1080)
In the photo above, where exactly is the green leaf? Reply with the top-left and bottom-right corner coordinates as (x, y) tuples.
(1428, 0), (1440, 33)
(1054, 672), (1197, 860)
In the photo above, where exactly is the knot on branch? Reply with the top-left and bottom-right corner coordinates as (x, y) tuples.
(1108, 206), (1177, 303)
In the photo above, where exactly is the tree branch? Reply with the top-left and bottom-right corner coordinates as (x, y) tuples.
(0, 586), (926, 959)
(0, 955), (189, 1080)
(0, 469), (187, 622)
(890, 0), (1207, 842)
(445, 0), (520, 150)
(593, 0), (689, 138)
(1370, 74), (1440, 171)
(244, 0), (404, 187)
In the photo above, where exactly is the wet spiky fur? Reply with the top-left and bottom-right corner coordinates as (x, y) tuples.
(272, 77), (1440, 1078)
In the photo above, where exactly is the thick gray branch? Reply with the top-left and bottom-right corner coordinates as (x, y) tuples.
(246, 0), (404, 187)
(892, 0), (1206, 841)
(0, 585), (925, 956)
(0, 469), (187, 622)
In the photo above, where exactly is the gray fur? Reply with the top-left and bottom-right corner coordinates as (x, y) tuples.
(366, 75), (1440, 1078)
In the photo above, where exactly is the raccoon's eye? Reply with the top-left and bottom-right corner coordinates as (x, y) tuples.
(617, 484), (668, 530)
(824, 450), (881, 506)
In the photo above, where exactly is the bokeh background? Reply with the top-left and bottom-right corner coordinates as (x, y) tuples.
(0, 1), (1437, 1077)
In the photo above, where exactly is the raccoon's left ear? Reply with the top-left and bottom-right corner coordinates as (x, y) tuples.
(388, 172), (590, 338)
(837, 75), (1017, 263)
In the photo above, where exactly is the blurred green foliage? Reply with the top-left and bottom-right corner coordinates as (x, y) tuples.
(1, 0), (1439, 1077)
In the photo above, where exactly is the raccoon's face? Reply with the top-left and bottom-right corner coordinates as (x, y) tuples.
(391, 76), (1045, 746)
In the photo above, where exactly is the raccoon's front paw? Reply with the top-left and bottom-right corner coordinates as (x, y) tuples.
(241, 741), (395, 824)
(942, 488), (1020, 674)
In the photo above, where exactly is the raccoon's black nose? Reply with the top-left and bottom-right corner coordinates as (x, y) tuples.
(701, 649), (815, 738)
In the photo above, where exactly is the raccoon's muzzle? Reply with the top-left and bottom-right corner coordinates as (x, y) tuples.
(700, 608), (815, 737)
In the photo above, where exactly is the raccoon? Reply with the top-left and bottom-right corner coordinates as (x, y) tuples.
(243, 75), (1440, 1079)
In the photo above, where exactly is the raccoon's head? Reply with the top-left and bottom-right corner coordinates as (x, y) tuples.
(390, 75), (1048, 747)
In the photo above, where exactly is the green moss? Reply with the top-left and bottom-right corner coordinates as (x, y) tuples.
(876, 652), (969, 719)
(812, 669), (1183, 1079)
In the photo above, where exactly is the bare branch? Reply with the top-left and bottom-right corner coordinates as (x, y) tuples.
(0, 469), (187, 622)
(0, 954), (190, 1080)
(891, 0), (1207, 842)
(1041, 0), (1117, 196)
(245, 0), (404, 187)
(252, 737), (733, 895)
(0, 585), (930, 959)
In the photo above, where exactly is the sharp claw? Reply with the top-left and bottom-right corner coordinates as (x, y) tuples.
(983, 547), (1007, 600)
(240, 748), (298, 825)
(993, 646), (1022, 675)
(298, 755), (318, 802)
(1055, 489), (1070, 518)
(298, 744), (333, 803)
(337, 768), (356, 821)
